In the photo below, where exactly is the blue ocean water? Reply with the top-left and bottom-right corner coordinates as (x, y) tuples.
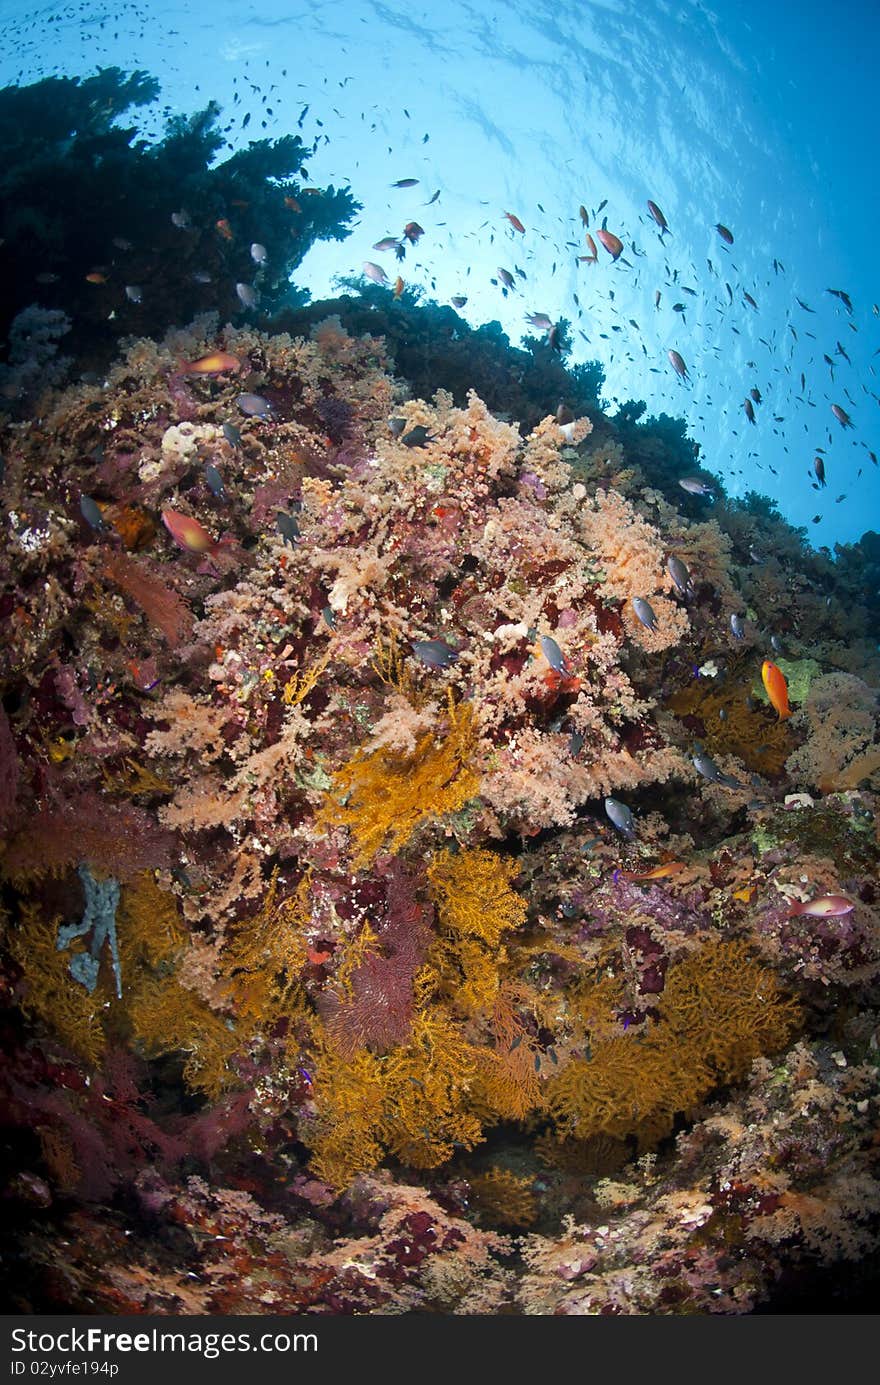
(0, 0), (877, 548)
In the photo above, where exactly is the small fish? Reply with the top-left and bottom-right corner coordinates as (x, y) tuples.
(124, 284), (142, 303)
(411, 638), (458, 669)
(183, 351), (241, 376)
(162, 508), (215, 554)
(632, 597), (658, 632)
(831, 403), (853, 428)
(744, 398), (756, 424)
(204, 463), (227, 500)
(450, 294), (468, 309)
(730, 613), (744, 639)
(222, 421), (242, 448)
(373, 236), (401, 252)
(363, 261), (389, 285)
(814, 456), (826, 487)
(619, 861), (684, 882)
(667, 554), (693, 599)
(580, 233), (599, 264)
(283, 196), (302, 212)
(250, 242), (268, 265)
(770, 634), (784, 656)
(392, 275), (405, 299)
(401, 425), (434, 448)
(235, 282), (259, 309)
(85, 271), (108, 284)
(391, 177), (419, 187)
(276, 511), (300, 546)
(388, 416), (407, 436)
(597, 227), (623, 260)
(236, 393), (273, 419)
(497, 267), (515, 289)
(215, 218), (234, 241)
(526, 312), (554, 332)
(80, 495), (105, 530)
(537, 634), (570, 674)
(605, 798), (636, 839)
(668, 348), (689, 380)
(35, 271), (60, 284)
(826, 287), (853, 314)
(743, 291), (758, 310)
(692, 752), (741, 788)
(715, 222), (734, 244)
(678, 476), (713, 496)
(786, 894), (855, 918)
(402, 221), (424, 244)
(761, 660), (792, 720)
(191, 270), (213, 284)
(646, 199), (669, 234)
(504, 211), (526, 233)
(171, 210), (191, 229)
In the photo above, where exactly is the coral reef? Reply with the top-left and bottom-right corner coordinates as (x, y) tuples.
(1, 235), (878, 1314)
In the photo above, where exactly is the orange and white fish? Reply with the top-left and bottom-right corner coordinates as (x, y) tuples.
(786, 894), (854, 918)
(162, 509), (216, 554)
(761, 660), (791, 720)
(181, 352), (241, 375)
(618, 861), (685, 882)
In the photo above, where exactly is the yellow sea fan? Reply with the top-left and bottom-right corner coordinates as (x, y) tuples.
(319, 698), (481, 866)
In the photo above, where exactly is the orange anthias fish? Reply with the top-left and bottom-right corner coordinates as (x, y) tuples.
(786, 894), (855, 918)
(579, 232), (598, 264)
(182, 351), (241, 375)
(597, 228), (624, 260)
(85, 271), (108, 284)
(618, 861), (685, 882)
(162, 509), (216, 554)
(392, 275), (405, 299)
(762, 659), (792, 720)
(284, 195), (302, 212)
(215, 218), (234, 241)
(504, 211), (526, 233)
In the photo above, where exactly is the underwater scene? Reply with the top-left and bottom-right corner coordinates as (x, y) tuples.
(1, 0), (879, 1317)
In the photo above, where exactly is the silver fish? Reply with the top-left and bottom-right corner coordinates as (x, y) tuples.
(730, 613), (744, 639)
(124, 284), (142, 303)
(237, 393), (273, 418)
(411, 639), (458, 669)
(678, 477), (714, 496)
(538, 634), (569, 674)
(250, 242), (268, 265)
(667, 555), (693, 599)
(79, 495), (105, 530)
(236, 282), (259, 309)
(171, 210), (191, 229)
(276, 511), (300, 546)
(362, 261), (389, 285)
(204, 464), (227, 500)
(605, 798), (636, 839)
(632, 597), (658, 632)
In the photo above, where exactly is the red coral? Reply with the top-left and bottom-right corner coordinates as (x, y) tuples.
(319, 857), (432, 1055)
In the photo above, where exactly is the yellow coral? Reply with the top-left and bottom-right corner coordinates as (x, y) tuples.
(545, 939), (801, 1149)
(320, 699), (481, 866)
(468, 1168), (538, 1227)
(8, 903), (106, 1064)
(428, 847), (528, 948)
(126, 975), (239, 1100)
